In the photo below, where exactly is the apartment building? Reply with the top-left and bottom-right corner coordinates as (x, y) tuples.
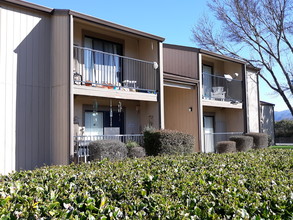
(0, 0), (164, 174)
(0, 0), (261, 174)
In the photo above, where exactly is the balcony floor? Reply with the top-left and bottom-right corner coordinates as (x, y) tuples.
(73, 85), (157, 102)
(202, 98), (243, 109)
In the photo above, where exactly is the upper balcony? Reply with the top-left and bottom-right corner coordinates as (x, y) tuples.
(73, 46), (158, 101)
(71, 18), (162, 102)
(201, 54), (244, 109)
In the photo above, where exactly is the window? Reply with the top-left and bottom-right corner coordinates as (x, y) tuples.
(84, 111), (104, 136)
(84, 37), (123, 85)
(202, 65), (213, 99)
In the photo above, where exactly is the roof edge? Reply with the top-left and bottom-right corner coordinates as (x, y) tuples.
(69, 10), (165, 42)
(1, 0), (52, 13)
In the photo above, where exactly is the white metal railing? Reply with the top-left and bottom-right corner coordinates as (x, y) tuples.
(73, 46), (158, 93)
(74, 134), (144, 162)
(204, 132), (244, 153)
(202, 73), (243, 103)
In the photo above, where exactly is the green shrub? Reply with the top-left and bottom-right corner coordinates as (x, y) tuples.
(245, 132), (269, 149)
(216, 141), (236, 153)
(0, 149), (292, 219)
(125, 141), (140, 149)
(229, 135), (253, 152)
(275, 119), (293, 137)
(127, 146), (146, 158)
(88, 140), (127, 161)
(144, 129), (194, 156)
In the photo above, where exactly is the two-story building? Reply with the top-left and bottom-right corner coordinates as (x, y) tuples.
(0, 0), (261, 174)
(0, 0), (164, 174)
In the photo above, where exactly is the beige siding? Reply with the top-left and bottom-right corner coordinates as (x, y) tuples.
(51, 13), (70, 165)
(163, 47), (198, 79)
(203, 107), (245, 132)
(246, 68), (260, 132)
(164, 86), (199, 151)
(0, 4), (51, 174)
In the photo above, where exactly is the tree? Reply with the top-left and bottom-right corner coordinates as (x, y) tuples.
(192, 0), (293, 115)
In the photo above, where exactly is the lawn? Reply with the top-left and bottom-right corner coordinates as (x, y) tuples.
(0, 149), (292, 219)
(270, 145), (293, 149)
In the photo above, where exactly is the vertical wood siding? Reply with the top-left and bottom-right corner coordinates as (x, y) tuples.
(50, 13), (70, 165)
(0, 5), (51, 174)
(164, 86), (199, 151)
(163, 47), (198, 79)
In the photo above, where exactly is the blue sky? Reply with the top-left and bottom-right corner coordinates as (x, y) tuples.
(28, 0), (289, 111)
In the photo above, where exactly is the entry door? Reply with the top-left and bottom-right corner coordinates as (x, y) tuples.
(203, 116), (215, 152)
(202, 65), (213, 99)
(84, 112), (104, 136)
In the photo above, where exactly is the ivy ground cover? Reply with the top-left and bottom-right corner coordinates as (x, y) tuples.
(0, 149), (292, 219)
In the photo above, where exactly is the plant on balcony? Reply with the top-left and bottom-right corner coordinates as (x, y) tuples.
(88, 140), (127, 161)
(144, 129), (194, 156)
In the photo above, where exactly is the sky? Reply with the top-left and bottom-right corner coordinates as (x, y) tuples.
(27, 0), (290, 111)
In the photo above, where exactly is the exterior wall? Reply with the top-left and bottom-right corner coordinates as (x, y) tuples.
(164, 86), (199, 151)
(51, 11), (70, 165)
(260, 104), (275, 144)
(246, 68), (260, 132)
(202, 55), (242, 80)
(0, 4), (52, 174)
(73, 20), (159, 63)
(163, 46), (198, 79)
(203, 107), (244, 132)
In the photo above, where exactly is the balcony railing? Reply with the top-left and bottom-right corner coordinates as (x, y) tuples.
(202, 73), (243, 102)
(204, 132), (244, 153)
(73, 46), (158, 93)
(74, 134), (144, 162)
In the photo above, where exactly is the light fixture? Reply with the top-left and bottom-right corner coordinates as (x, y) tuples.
(224, 73), (239, 82)
(188, 107), (193, 112)
(153, 62), (159, 70)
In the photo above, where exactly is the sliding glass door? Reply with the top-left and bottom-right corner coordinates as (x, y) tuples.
(84, 37), (122, 85)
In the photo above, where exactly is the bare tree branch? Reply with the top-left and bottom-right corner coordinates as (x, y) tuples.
(192, 0), (293, 115)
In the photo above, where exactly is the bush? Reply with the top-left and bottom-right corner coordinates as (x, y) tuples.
(144, 129), (194, 156)
(0, 149), (292, 219)
(245, 132), (269, 149)
(127, 147), (146, 158)
(88, 140), (127, 161)
(275, 119), (293, 137)
(216, 141), (236, 153)
(229, 135), (253, 152)
(126, 141), (146, 158)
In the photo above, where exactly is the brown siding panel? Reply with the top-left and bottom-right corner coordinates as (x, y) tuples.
(164, 86), (200, 151)
(163, 47), (198, 79)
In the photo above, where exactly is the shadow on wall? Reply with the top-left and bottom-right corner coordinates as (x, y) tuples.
(14, 13), (51, 171)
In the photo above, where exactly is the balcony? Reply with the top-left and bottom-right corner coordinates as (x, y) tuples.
(202, 73), (243, 108)
(73, 46), (158, 101)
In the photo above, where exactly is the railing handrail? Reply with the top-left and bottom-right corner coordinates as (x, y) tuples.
(202, 73), (242, 82)
(74, 134), (143, 138)
(204, 132), (244, 135)
(74, 45), (156, 66)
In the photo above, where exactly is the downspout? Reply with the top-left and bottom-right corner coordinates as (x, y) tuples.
(243, 64), (248, 133)
(198, 53), (204, 152)
(256, 71), (261, 133)
(159, 42), (165, 129)
(69, 14), (74, 162)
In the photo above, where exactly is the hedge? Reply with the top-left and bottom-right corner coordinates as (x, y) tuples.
(0, 149), (292, 219)
(144, 129), (194, 156)
(88, 140), (127, 161)
(216, 141), (236, 153)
